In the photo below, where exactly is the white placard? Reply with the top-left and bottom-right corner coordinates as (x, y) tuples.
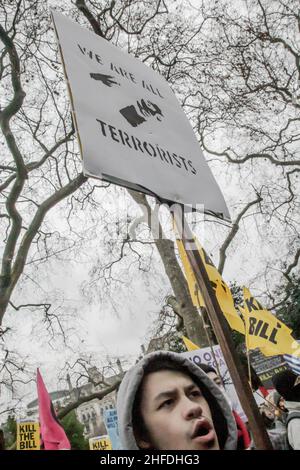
(52, 11), (229, 219)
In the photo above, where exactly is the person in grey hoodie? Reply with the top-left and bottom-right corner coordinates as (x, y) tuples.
(116, 351), (237, 450)
(272, 370), (300, 450)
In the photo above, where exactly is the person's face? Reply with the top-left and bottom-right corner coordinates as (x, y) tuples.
(136, 369), (220, 450)
(262, 405), (275, 421)
(207, 371), (223, 389)
(278, 397), (286, 411)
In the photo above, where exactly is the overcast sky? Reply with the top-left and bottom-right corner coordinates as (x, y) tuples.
(1, 0), (297, 420)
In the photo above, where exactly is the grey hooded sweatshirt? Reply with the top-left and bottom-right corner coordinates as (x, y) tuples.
(116, 351), (237, 450)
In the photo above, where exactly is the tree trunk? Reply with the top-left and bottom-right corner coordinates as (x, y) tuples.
(128, 190), (209, 347)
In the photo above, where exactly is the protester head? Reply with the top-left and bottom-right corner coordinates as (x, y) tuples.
(199, 363), (252, 450)
(278, 396), (287, 412)
(198, 364), (223, 388)
(259, 404), (275, 429)
(117, 351), (237, 450)
(269, 390), (281, 408)
(267, 390), (287, 414)
(272, 370), (300, 402)
(198, 363), (232, 416)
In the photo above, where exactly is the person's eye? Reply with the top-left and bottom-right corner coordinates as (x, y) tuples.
(190, 389), (202, 398)
(159, 399), (174, 409)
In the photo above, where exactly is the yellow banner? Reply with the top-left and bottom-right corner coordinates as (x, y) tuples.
(176, 239), (204, 307)
(242, 287), (300, 357)
(89, 435), (112, 450)
(16, 420), (40, 450)
(182, 336), (200, 351)
(176, 238), (245, 334)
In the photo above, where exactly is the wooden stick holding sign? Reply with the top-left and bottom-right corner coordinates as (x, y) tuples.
(172, 205), (273, 450)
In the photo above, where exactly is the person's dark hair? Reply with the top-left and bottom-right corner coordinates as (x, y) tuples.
(259, 406), (275, 429)
(239, 356), (262, 390)
(132, 358), (228, 449)
(198, 363), (217, 375)
(272, 370), (300, 401)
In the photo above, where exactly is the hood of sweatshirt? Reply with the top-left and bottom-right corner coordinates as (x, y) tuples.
(116, 351), (237, 450)
(285, 401), (300, 412)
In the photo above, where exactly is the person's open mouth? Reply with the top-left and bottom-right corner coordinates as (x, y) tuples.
(191, 418), (216, 446)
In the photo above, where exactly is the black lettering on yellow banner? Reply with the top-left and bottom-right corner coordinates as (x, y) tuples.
(248, 317), (281, 345)
(269, 323), (282, 345)
(246, 296), (264, 313)
(19, 440), (38, 449)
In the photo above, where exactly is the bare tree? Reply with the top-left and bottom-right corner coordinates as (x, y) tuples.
(57, 355), (125, 419)
(1, 0), (224, 349)
(191, 0), (300, 287)
(0, 1), (92, 328)
(2, 1), (298, 410)
(73, 0), (265, 345)
(0, 347), (33, 393)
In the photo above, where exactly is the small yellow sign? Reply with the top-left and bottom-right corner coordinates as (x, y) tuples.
(17, 420), (40, 450)
(89, 435), (112, 450)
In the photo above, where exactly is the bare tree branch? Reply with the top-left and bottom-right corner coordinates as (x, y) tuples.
(0, 173), (87, 324)
(218, 193), (263, 274)
(75, 0), (105, 37)
(202, 139), (300, 167)
(57, 378), (121, 420)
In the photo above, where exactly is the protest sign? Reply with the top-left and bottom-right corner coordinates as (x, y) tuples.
(89, 435), (112, 450)
(16, 420), (40, 450)
(249, 349), (289, 389)
(103, 408), (122, 450)
(51, 11), (229, 218)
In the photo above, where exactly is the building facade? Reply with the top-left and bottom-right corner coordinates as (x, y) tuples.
(26, 365), (120, 439)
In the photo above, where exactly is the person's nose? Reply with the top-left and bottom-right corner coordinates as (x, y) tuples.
(181, 396), (203, 420)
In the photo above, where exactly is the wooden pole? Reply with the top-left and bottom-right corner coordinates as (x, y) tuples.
(195, 289), (224, 386)
(172, 206), (273, 450)
(245, 327), (253, 391)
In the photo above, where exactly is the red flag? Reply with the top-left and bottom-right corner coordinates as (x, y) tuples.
(37, 368), (71, 450)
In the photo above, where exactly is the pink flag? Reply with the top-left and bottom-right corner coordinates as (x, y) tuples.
(37, 368), (71, 450)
